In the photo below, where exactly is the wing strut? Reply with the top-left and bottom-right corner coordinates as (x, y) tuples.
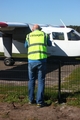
(2, 34), (15, 66)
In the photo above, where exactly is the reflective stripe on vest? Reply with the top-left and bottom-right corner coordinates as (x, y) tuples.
(27, 30), (47, 60)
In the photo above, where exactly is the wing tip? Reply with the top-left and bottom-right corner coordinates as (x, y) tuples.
(0, 22), (8, 27)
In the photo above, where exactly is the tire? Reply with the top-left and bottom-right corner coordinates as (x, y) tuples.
(4, 57), (15, 66)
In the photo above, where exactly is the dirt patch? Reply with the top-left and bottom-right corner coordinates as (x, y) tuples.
(0, 102), (80, 120)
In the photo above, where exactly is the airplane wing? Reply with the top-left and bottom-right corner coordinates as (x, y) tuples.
(0, 22), (32, 42)
(0, 22), (34, 66)
(0, 22), (49, 40)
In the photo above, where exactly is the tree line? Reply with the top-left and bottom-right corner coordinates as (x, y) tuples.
(67, 25), (80, 33)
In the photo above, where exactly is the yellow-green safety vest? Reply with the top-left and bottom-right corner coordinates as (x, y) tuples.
(26, 30), (48, 60)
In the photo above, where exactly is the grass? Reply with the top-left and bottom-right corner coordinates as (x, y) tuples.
(0, 52), (27, 58)
(0, 85), (28, 103)
(0, 82), (80, 106)
(0, 84), (58, 105)
(61, 67), (80, 106)
(61, 67), (80, 91)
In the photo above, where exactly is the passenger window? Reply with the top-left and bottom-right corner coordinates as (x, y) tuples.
(52, 32), (64, 40)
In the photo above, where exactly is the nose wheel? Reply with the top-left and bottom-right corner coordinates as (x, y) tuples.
(4, 57), (15, 66)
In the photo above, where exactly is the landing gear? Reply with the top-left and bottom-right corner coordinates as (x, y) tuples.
(4, 57), (15, 66)
(2, 34), (14, 66)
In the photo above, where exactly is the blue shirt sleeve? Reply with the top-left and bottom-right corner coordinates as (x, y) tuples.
(47, 35), (52, 46)
(24, 40), (28, 48)
(47, 39), (52, 46)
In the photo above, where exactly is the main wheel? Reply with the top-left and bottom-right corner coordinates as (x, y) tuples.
(4, 57), (15, 66)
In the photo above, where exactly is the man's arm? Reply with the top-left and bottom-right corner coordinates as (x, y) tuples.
(24, 34), (29, 48)
(47, 34), (52, 46)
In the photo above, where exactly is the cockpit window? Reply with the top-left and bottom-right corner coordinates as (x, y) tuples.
(52, 32), (64, 40)
(67, 30), (80, 40)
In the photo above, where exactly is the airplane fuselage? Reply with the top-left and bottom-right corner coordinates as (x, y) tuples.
(0, 26), (80, 57)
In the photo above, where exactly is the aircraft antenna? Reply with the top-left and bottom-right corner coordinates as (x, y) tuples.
(60, 19), (66, 28)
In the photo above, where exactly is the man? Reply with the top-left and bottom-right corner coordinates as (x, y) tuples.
(25, 24), (52, 107)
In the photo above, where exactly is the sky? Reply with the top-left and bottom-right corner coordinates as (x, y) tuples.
(0, 0), (80, 26)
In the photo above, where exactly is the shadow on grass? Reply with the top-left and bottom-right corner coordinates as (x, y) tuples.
(57, 91), (80, 105)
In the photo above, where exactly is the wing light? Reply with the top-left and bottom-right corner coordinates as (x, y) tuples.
(0, 22), (8, 27)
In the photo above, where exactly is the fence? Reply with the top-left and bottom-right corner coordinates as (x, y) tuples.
(0, 57), (80, 105)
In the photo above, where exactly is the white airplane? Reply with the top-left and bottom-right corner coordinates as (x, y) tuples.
(0, 21), (80, 66)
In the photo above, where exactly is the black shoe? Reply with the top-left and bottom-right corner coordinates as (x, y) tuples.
(37, 102), (49, 107)
(28, 100), (36, 105)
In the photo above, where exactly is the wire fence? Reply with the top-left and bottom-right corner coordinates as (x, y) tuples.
(0, 58), (80, 105)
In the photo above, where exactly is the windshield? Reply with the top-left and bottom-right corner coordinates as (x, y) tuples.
(67, 30), (80, 40)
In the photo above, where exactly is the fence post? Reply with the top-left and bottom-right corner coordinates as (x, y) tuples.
(58, 60), (61, 104)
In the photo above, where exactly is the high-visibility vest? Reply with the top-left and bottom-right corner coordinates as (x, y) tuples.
(26, 30), (48, 60)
